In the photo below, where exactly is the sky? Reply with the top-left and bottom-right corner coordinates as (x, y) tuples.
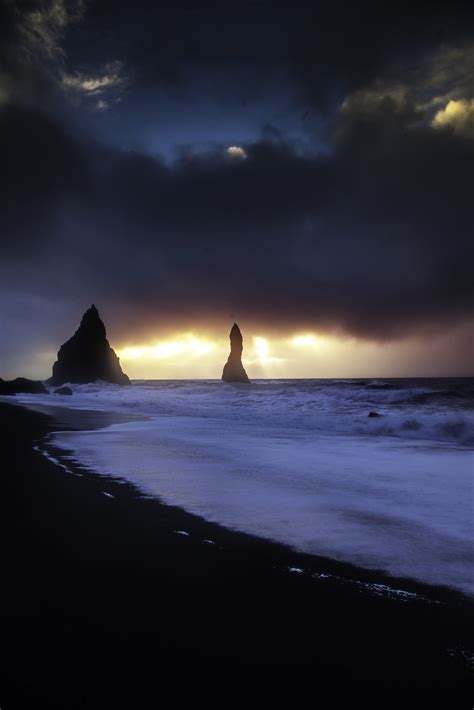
(1, 0), (473, 379)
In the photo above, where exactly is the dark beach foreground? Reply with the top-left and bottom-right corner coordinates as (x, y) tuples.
(1, 401), (473, 706)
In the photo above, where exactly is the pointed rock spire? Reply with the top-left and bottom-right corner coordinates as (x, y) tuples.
(222, 323), (250, 383)
(48, 305), (130, 386)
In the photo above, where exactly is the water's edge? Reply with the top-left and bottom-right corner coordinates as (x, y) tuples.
(12, 398), (472, 605)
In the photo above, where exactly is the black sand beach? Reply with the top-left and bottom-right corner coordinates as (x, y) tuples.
(1, 401), (473, 706)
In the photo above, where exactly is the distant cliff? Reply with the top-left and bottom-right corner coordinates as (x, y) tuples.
(48, 305), (130, 386)
(222, 323), (250, 383)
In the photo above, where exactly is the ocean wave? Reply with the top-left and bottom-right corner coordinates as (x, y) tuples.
(6, 378), (474, 446)
(354, 412), (474, 445)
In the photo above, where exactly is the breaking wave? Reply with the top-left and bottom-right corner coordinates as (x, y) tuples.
(8, 377), (474, 446)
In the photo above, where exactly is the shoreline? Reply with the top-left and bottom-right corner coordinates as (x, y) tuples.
(1, 400), (473, 703)
(41, 409), (473, 605)
(10, 398), (472, 603)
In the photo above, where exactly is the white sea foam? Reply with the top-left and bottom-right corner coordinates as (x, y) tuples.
(8, 378), (474, 595)
(9, 378), (474, 445)
(33, 443), (80, 476)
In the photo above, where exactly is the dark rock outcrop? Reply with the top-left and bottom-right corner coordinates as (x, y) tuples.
(48, 305), (130, 386)
(54, 386), (73, 396)
(368, 411), (382, 418)
(0, 377), (48, 395)
(222, 323), (250, 383)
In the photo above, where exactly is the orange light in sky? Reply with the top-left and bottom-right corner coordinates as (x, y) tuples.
(107, 321), (474, 380)
(117, 334), (216, 362)
(115, 330), (332, 378)
(253, 336), (270, 360)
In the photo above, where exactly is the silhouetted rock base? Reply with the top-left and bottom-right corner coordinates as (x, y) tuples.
(222, 359), (250, 383)
(0, 378), (48, 395)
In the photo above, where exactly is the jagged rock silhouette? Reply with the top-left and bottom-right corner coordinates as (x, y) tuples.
(48, 305), (130, 386)
(222, 323), (250, 383)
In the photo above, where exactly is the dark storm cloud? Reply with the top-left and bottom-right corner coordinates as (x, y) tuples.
(2, 105), (88, 250)
(286, 1), (474, 108)
(3, 1), (474, 110)
(1, 96), (473, 340)
(1, 0), (473, 353)
(62, 1), (474, 111)
(0, 0), (85, 107)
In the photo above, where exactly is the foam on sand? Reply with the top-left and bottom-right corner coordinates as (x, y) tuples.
(49, 411), (473, 596)
(10, 378), (474, 595)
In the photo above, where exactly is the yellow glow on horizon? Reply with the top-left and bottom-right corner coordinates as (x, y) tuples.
(292, 334), (318, 347)
(117, 334), (216, 363)
(117, 330), (332, 378)
(9, 317), (471, 382)
(253, 336), (270, 361)
(291, 333), (331, 350)
(106, 322), (474, 380)
(117, 345), (149, 360)
(153, 342), (186, 359)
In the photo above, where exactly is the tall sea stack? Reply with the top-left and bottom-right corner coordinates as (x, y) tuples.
(222, 323), (250, 383)
(48, 305), (130, 386)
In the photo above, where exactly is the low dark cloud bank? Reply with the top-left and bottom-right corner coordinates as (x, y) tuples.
(1, 1), (474, 369)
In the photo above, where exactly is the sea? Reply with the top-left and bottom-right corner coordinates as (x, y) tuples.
(10, 377), (474, 596)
